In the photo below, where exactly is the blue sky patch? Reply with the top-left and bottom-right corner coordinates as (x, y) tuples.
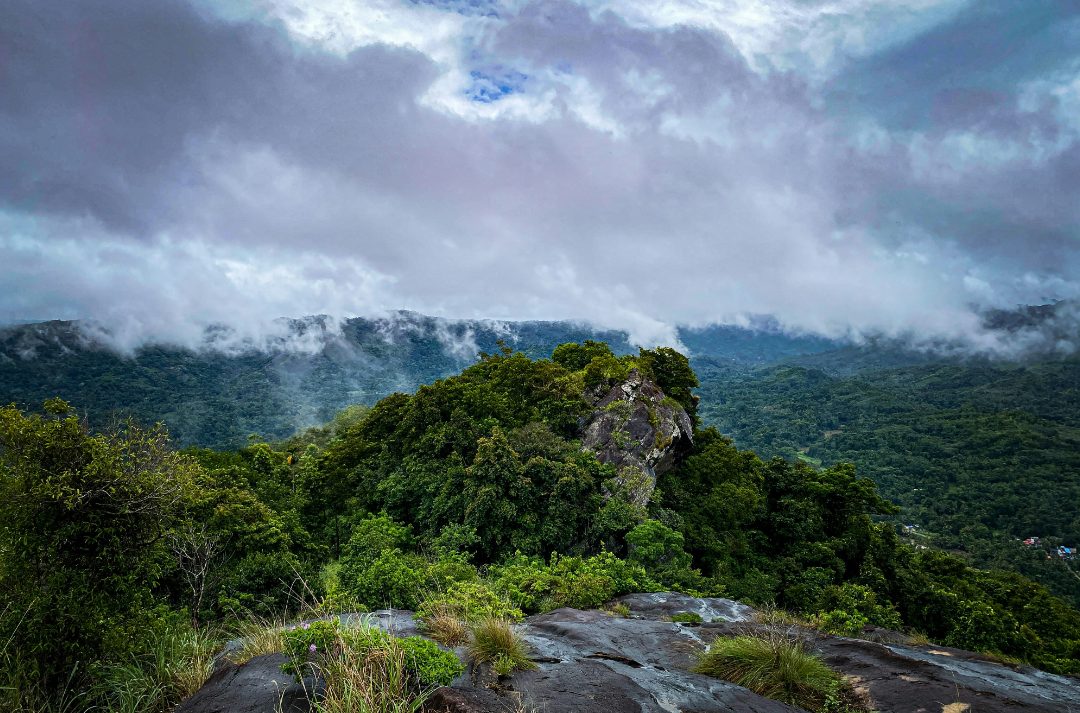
(466, 68), (527, 103)
(409, 0), (500, 18)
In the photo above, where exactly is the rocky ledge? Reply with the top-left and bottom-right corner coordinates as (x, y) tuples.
(579, 370), (694, 507)
(177, 593), (1080, 713)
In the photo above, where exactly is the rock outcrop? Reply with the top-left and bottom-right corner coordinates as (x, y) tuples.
(579, 370), (693, 507)
(175, 653), (311, 713)
(178, 593), (1080, 713)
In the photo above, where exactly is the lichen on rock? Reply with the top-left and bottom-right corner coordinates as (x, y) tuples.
(579, 369), (693, 507)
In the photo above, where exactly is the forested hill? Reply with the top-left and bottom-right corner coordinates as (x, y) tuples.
(6, 340), (1080, 713)
(697, 356), (1080, 607)
(3, 310), (1079, 606)
(0, 313), (840, 448)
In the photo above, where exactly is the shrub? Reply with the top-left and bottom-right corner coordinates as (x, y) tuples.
(815, 610), (868, 637)
(694, 632), (844, 711)
(218, 551), (310, 617)
(316, 561), (368, 616)
(417, 581), (522, 624)
(818, 584), (901, 632)
(424, 611), (470, 648)
(318, 629), (427, 713)
(671, 612), (703, 624)
(282, 619), (340, 680)
(490, 551), (652, 613)
(339, 515), (429, 610)
(489, 555), (549, 612)
(341, 624), (394, 654)
(467, 618), (536, 676)
(551, 551), (651, 608)
(345, 550), (429, 611)
(399, 636), (465, 688)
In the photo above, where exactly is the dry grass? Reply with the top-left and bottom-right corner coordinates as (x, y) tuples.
(315, 634), (428, 713)
(426, 612), (469, 648)
(906, 631), (932, 646)
(467, 618), (536, 675)
(694, 628), (843, 711)
(229, 617), (287, 664)
(605, 603), (631, 618)
(753, 606), (813, 630)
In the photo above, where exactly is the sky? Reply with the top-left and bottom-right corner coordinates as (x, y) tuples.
(1, 0), (1078, 351)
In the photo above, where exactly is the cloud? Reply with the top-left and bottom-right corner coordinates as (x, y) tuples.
(0, 0), (1077, 354)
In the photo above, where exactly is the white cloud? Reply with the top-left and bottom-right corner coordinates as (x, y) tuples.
(0, 0), (1076, 356)
(574, 0), (972, 76)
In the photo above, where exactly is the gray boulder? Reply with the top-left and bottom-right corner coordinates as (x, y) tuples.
(579, 370), (693, 507)
(175, 653), (311, 713)
(177, 595), (1080, 713)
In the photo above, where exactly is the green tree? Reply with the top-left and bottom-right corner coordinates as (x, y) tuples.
(0, 400), (198, 692)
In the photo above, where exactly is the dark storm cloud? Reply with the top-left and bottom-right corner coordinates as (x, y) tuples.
(828, 0), (1080, 131)
(0, 0), (274, 230)
(821, 0), (1080, 285)
(0, 0), (1077, 352)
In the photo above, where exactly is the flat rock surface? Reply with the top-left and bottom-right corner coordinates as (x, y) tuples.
(175, 653), (310, 713)
(177, 594), (1080, 713)
(515, 607), (798, 713)
(813, 635), (1080, 713)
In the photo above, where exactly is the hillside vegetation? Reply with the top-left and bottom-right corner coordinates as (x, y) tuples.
(697, 356), (1080, 606)
(3, 342), (1080, 712)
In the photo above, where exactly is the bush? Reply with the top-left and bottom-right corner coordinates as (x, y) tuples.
(546, 551), (651, 609)
(315, 561), (368, 616)
(282, 619), (339, 680)
(282, 620), (462, 694)
(418, 581), (522, 624)
(0, 402), (198, 695)
(818, 584), (901, 632)
(340, 515), (430, 610)
(218, 551), (310, 616)
(694, 632), (844, 711)
(467, 618), (536, 676)
(399, 636), (465, 687)
(815, 610), (868, 637)
(490, 551), (652, 613)
(671, 612), (703, 624)
(318, 627), (426, 713)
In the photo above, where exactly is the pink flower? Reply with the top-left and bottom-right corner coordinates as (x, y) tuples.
(309, 644), (317, 653)
(302, 623), (311, 630)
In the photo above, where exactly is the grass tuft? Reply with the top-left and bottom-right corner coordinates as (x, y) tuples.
(693, 630), (844, 711)
(229, 616), (287, 664)
(95, 620), (218, 713)
(425, 611), (470, 648)
(467, 618), (536, 676)
(753, 606), (812, 629)
(605, 603), (631, 618)
(316, 632), (428, 713)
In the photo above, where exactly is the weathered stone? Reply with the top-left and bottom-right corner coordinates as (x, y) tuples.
(175, 653), (312, 713)
(813, 635), (1080, 713)
(517, 608), (798, 713)
(423, 686), (510, 713)
(579, 370), (693, 507)
(614, 592), (757, 623)
(178, 596), (1080, 713)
